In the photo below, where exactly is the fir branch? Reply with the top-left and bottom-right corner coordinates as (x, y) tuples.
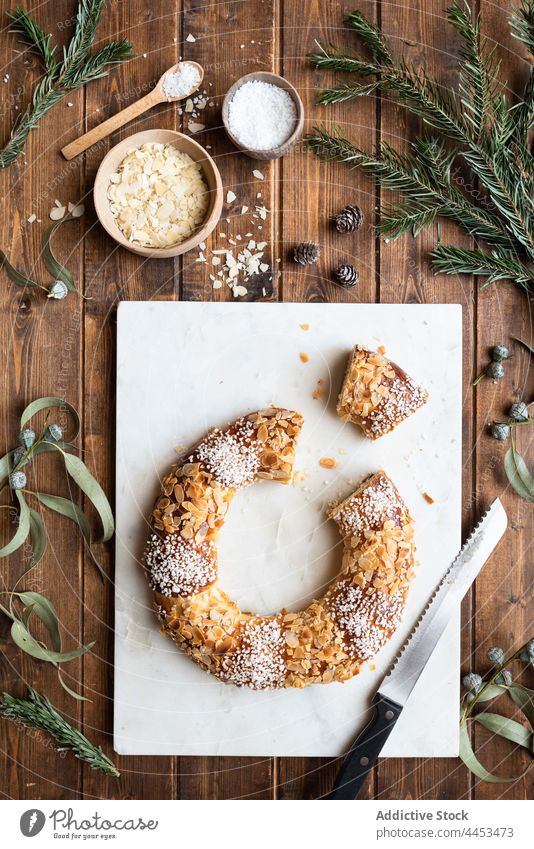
(308, 4), (534, 293)
(305, 126), (517, 249)
(447, 0), (502, 136)
(430, 245), (534, 291)
(510, 0), (534, 57)
(344, 11), (393, 65)
(0, 2), (133, 168)
(0, 688), (119, 777)
(60, 0), (106, 84)
(7, 7), (58, 76)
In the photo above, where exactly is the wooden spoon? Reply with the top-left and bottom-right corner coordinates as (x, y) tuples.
(61, 61), (204, 160)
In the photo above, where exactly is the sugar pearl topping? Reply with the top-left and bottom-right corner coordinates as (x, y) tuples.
(196, 419), (260, 489)
(145, 532), (216, 597)
(221, 618), (286, 689)
(333, 473), (403, 536)
(330, 581), (404, 659)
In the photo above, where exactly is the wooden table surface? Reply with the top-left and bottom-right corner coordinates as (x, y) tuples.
(0, 0), (532, 801)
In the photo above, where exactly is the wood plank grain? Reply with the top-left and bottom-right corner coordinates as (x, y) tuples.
(277, 0), (377, 800)
(377, 0), (473, 800)
(180, 0), (279, 306)
(177, 0), (278, 799)
(0, 0), (85, 800)
(80, 0), (179, 800)
(472, 0), (533, 801)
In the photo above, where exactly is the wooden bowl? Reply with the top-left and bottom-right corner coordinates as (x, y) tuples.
(93, 129), (223, 258)
(222, 72), (304, 161)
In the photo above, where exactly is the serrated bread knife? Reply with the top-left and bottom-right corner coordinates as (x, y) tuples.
(325, 498), (508, 800)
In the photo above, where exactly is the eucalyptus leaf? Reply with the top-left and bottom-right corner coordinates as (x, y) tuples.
(28, 508), (47, 568)
(58, 669), (90, 702)
(504, 445), (534, 502)
(0, 491), (30, 557)
(514, 337), (534, 356)
(509, 683), (534, 726)
(0, 451), (10, 487)
(32, 440), (76, 458)
(474, 712), (533, 751)
(10, 620), (94, 663)
(0, 248), (45, 291)
(32, 492), (106, 581)
(61, 452), (114, 543)
(20, 396), (80, 440)
(473, 684), (506, 702)
(459, 721), (529, 783)
(14, 591), (60, 652)
(41, 216), (79, 293)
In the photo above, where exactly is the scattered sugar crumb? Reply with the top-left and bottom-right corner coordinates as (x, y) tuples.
(423, 492), (435, 504)
(319, 457), (337, 469)
(299, 352), (309, 363)
(300, 323), (310, 331)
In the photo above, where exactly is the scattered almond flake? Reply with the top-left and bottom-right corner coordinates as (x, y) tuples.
(188, 121), (205, 133)
(247, 240), (256, 250)
(184, 98), (194, 113)
(377, 345), (386, 355)
(213, 280), (223, 289)
(196, 252), (206, 263)
(212, 256), (221, 265)
(67, 101), (74, 107)
(256, 192), (261, 198)
(241, 205), (249, 214)
(199, 241), (206, 250)
(235, 234), (242, 240)
(50, 206), (66, 221)
(186, 33), (196, 42)
(259, 263), (269, 272)
(422, 491), (435, 504)
(299, 352), (309, 363)
(319, 457), (337, 469)
(219, 233), (226, 238)
(253, 169), (264, 180)
(256, 241), (267, 249)
(211, 249), (227, 254)
(233, 285), (248, 298)
(300, 323), (310, 331)
(54, 199), (63, 207)
(256, 205), (268, 220)
(27, 213), (36, 224)
(312, 387), (326, 400)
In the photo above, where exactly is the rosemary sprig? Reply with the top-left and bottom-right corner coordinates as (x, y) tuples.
(0, 3), (133, 168)
(0, 688), (119, 777)
(307, 1), (534, 294)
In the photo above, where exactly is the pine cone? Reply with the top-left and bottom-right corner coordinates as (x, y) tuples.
(335, 264), (359, 288)
(293, 241), (321, 265)
(334, 204), (363, 233)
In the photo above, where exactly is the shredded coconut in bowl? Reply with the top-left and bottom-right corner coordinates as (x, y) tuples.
(227, 79), (297, 151)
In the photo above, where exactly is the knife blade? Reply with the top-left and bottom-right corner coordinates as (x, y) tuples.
(325, 498), (508, 800)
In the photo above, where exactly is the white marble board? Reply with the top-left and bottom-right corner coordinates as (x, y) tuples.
(115, 301), (462, 757)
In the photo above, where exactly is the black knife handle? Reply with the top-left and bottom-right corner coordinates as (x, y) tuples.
(324, 693), (403, 800)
